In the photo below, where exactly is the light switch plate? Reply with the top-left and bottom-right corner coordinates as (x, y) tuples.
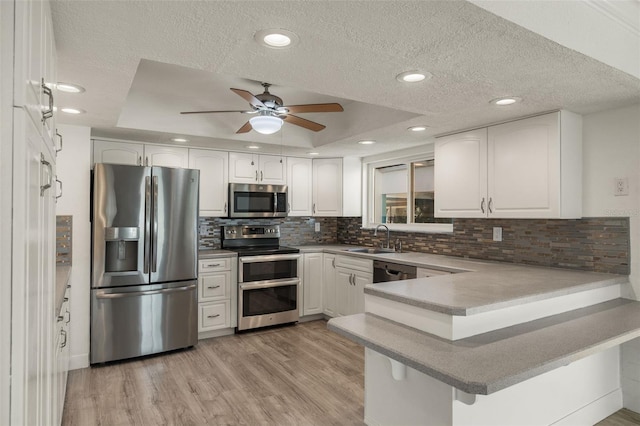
(493, 227), (502, 242)
(315, 222), (321, 232)
(615, 177), (629, 196)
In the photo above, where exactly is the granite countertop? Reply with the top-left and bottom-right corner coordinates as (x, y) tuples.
(198, 249), (238, 259)
(55, 265), (71, 313)
(295, 244), (628, 316)
(328, 298), (640, 395)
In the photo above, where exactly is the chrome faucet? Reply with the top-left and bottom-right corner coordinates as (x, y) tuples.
(374, 224), (391, 249)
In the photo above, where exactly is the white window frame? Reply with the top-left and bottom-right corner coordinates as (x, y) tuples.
(362, 152), (453, 234)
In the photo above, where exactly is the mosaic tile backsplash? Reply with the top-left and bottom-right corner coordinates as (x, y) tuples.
(337, 217), (630, 275)
(56, 215), (72, 265)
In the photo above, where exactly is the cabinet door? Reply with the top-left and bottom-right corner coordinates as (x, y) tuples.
(228, 152), (258, 183)
(41, 1), (56, 148)
(350, 271), (372, 315)
(93, 140), (143, 166)
(259, 155), (286, 184)
(313, 158), (342, 216)
(303, 253), (323, 316)
(144, 145), (188, 168)
(287, 157), (313, 216)
(188, 149), (228, 217)
(488, 113), (560, 218)
(335, 268), (352, 317)
(323, 254), (336, 317)
(434, 129), (488, 218)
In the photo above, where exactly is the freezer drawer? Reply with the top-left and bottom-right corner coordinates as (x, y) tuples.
(90, 281), (197, 364)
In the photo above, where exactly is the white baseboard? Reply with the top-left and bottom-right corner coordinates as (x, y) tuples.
(551, 388), (622, 426)
(69, 353), (89, 371)
(299, 314), (325, 323)
(198, 328), (235, 340)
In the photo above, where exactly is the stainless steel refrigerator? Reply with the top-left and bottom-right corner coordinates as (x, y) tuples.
(90, 163), (199, 364)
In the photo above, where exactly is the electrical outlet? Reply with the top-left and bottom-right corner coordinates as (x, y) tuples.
(493, 227), (502, 242)
(614, 177), (629, 196)
(315, 222), (321, 232)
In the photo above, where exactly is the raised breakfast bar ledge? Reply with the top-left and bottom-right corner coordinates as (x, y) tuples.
(327, 264), (639, 426)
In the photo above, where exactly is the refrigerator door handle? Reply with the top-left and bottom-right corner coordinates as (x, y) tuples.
(95, 283), (196, 299)
(143, 176), (151, 274)
(152, 175), (159, 273)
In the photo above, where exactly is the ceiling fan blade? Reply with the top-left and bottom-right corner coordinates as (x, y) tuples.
(230, 88), (266, 109)
(281, 103), (344, 114)
(282, 114), (326, 132)
(180, 110), (252, 115)
(236, 121), (253, 134)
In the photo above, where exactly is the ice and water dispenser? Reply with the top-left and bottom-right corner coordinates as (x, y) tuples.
(104, 227), (140, 272)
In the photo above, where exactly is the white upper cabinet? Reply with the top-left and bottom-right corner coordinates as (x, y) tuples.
(143, 145), (189, 168)
(188, 149), (228, 217)
(313, 158), (343, 216)
(435, 111), (582, 219)
(228, 152), (286, 184)
(93, 140), (144, 166)
(434, 129), (488, 218)
(286, 157), (313, 216)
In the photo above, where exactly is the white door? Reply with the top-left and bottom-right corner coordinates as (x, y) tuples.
(351, 272), (372, 315)
(93, 140), (143, 166)
(335, 268), (352, 317)
(144, 145), (188, 168)
(434, 129), (488, 218)
(188, 149), (229, 217)
(259, 155), (286, 184)
(313, 158), (342, 216)
(488, 113), (560, 218)
(287, 157), (313, 216)
(228, 152), (258, 183)
(323, 254), (336, 317)
(303, 253), (323, 316)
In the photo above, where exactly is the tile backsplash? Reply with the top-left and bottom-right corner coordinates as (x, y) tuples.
(56, 215), (72, 265)
(337, 217), (630, 275)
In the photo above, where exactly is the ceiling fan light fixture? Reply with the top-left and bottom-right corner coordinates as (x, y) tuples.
(255, 29), (298, 49)
(249, 115), (283, 134)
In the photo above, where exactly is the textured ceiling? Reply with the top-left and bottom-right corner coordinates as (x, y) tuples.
(51, 0), (640, 157)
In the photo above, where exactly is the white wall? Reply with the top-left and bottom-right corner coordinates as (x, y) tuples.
(56, 124), (91, 370)
(582, 103), (640, 412)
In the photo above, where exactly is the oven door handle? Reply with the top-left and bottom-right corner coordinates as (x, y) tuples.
(239, 254), (301, 263)
(240, 279), (300, 291)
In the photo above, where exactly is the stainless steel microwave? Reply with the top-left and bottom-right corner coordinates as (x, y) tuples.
(229, 183), (288, 218)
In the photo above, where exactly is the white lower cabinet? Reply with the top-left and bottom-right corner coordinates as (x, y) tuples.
(323, 254), (337, 317)
(197, 256), (237, 335)
(302, 253), (324, 316)
(52, 286), (70, 426)
(333, 255), (373, 317)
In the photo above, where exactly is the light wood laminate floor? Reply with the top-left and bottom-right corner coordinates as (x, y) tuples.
(63, 320), (638, 425)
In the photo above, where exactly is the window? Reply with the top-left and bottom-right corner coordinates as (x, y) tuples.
(365, 154), (453, 233)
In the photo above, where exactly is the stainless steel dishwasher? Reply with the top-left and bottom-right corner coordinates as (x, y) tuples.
(373, 260), (417, 283)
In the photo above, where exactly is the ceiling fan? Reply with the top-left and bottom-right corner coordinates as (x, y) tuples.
(180, 83), (344, 135)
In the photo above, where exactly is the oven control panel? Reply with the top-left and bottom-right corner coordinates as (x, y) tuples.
(222, 224), (281, 239)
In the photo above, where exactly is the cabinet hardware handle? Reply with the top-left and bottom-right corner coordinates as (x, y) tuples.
(138, 155), (142, 166)
(55, 130), (63, 153)
(207, 285), (221, 289)
(57, 315), (64, 322)
(313, 203), (316, 214)
(40, 154), (53, 196)
(480, 197), (486, 214)
(41, 78), (54, 122)
(255, 170), (258, 181)
(60, 329), (67, 348)
(224, 202), (227, 213)
(145, 156), (149, 166)
(287, 203), (291, 213)
(64, 297), (69, 302)
(205, 263), (221, 267)
(207, 314), (220, 318)
(65, 310), (71, 324)
(260, 171), (263, 181)
(488, 197), (493, 214)
(55, 179), (63, 200)
(332, 258), (335, 268)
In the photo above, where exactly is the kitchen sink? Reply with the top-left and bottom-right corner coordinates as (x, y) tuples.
(345, 247), (396, 254)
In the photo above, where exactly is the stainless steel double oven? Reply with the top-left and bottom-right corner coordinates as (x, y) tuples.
(222, 225), (300, 331)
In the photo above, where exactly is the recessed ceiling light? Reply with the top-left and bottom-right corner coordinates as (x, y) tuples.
(358, 140), (376, 145)
(246, 145), (260, 149)
(56, 82), (85, 93)
(490, 97), (522, 106)
(408, 125), (428, 132)
(60, 107), (85, 114)
(396, 71), (432, 83)
(254, 29), (298, 49)
(171, 138), (189, 143)
(308, 152), (320, 156)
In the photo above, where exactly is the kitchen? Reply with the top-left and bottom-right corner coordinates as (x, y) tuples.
(2, 1), (640, 425)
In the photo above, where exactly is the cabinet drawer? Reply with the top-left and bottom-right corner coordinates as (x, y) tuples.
(335, 255), (373, 273)
(199, 257), (231, 273)
(198, 272), (229, 301)
(199, 301), (230, 331)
